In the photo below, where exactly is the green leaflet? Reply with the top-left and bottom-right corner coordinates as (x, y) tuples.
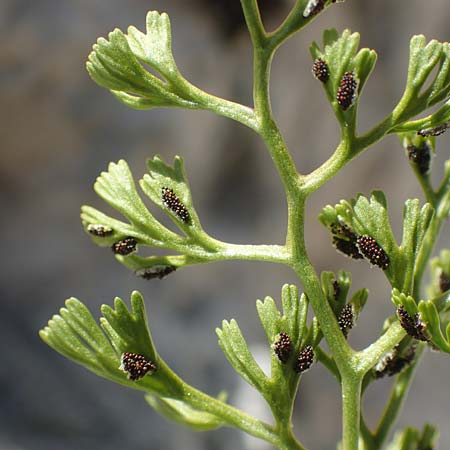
(145, 393), (226, 431)
(392, 289), (421, 318)
(126, 11), (178, 82)
(91, 159), (168, 239)
(40, 292), (237, 430)
(393, 36), (450, 123)
(217, 285), (310, 420)
(100, 292), (157, 360)
(309, 28), (377, 122)
(320, 270), (351, 316)
(81, 156), (222, 275)
(392, 288), (450, 353)
(256, 285), (309, 364)
(317, 271), (367, 341)
(216, 319), (269, 392)
(40, 291), (175, 396)
(319, 191), (434, 291)
(349, 288), (368, 320)
(386, 424), (438, 450)
(392, 100), (450, 134)
(427, 249), (450, 299)
(86, 11), (198, 110)
(140, 155), (204, 236)
(418, 300), (450, 353)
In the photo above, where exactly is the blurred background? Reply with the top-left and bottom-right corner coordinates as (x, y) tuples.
(1, 1), (450, 449)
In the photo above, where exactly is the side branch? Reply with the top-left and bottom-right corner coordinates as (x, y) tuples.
(212, 243), (290, 264)
(355, 323), (406, 375)
(240, 0), (267, 46)
(373, 344), (425, 448)
(173, 75), (260, 131)
(267, 0), (331, 51)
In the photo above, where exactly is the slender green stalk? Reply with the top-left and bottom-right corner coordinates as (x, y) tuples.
(413, 222), (440, 299)
(360, 416), (377, 450)
(183, 388), (279, 445)
(215, 243), (290, 263)
(373, 344), (425, 448)
(287, 197), (360, 449)
(302, 136), (353, 194)
(169, 375), (278, 444)
(155, 359), (307, 449)
(414, 172), (437, 206)
(173, 74), (259, 131)
(356, 323), (406, 375)
(342, 375), (363, 450)
(240, 0), (267, 46)
(410, 159), (444, 302)
(267, 0), (332, 51)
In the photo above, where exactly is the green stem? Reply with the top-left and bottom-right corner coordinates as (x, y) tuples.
(243, 3), (300, 195)
(267, 0), (305, 50)
(413, 216), (441, 299)
(412, 171), (445, 299)
(290, 197), (354, 372)
(172, 64), (258, 131)
(215, 243), (290, 263)
(360, 416), (377, 450)
(240, 0), (267, 46)
(302, 135), (353, 194)
(342, 375), (363, 450)
(356, 323), (406, 375)
(185, 386), (306, 449)
(415, 172), (437, 206)
(181, 385), (279, 444)
(373, 344), (425, 448)
(156, 360), (300, 448)
(175, 76), (259, 131)
(142, 236), (289, 264)
(302, 110), (400, 195)
(267, 0), (331, 51)
(246, 9), (364, 449)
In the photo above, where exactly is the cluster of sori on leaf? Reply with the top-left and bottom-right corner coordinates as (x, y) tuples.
(312, 57), (359, 111)
(80, 154), (218, 280)
(40, 292), (161, 386)
(302, 0), (346, 20)
(311, 28), (450, 135)
(216, 285), (331, 419)
(396, 304), (429, 342)
(374, 343), (417, 379)
(320, 199), (390, 270)
(321, 270), (368, 340)
(402, 120), (450, 177)
(428, 249), (450, 298)
(310, 29), (377, 118)
(399, 127), (444, 177)
(40, 291), (232, 431)
(272, 333), (314, 374)
(319, 191), (434, 290)
(406, 141), (432, 175)
(392, 287), (450, 354)
(417, 121), (449, 138)
(120, 352), (157, 381)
